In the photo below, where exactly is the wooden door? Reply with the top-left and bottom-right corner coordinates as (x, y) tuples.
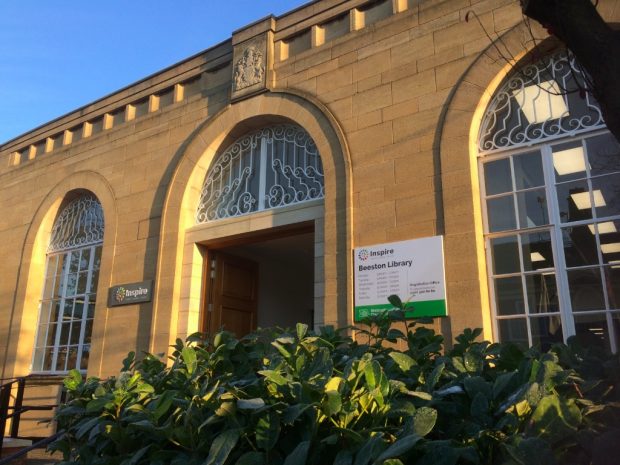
(203, 251), (258, 337)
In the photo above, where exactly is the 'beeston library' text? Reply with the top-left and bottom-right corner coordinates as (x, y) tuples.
(358, 260), (412, 271)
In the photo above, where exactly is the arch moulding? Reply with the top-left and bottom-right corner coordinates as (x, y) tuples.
(151, 90), (353, 355)
(436, 22), (552, 342)
(2, 170), (117, 379)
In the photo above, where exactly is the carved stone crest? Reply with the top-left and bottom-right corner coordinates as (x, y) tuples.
(233, 45), (265, 92)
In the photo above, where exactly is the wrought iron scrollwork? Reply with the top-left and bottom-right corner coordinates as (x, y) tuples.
(196, 124), (324, 223)
(48, 195), (105, 253)
(479, 51), (605, 153)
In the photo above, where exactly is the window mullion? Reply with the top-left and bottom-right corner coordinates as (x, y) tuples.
(542, 144), (575, 340)
(258, 135), (268, 211)
(52, 251), (72, 371)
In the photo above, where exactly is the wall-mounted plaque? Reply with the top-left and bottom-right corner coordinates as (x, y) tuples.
(108, 280), (154, 307)
(354, 236), (447, 321)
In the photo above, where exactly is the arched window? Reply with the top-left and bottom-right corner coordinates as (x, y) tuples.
(479, 51), (620, 352)
(196, 124), (324, 223)
(32, 194), (104, 372)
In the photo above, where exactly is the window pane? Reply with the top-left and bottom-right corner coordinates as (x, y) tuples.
(32, 348), (45, 372)
(38, 302), (52, 326)
(600, 227), (620, 265)
(530, 315), (563, 350)
(66, 273), (79, 296)
(35, 325), (49, 348)
(517, 189), (548, 227)
(521, 231), (553, 271)
(77, 272), (88, 294)
(491, 236), (520, 275)
(591, 174), (620, 219)
(66, 346), (79, 370)
(488, 195), (516, 232)
(525, 273), (559, 314)
(574, 313), (610, 351)
(552, 143), (587, 183)
(46, 256), (58, 277)
(498, 318), (528, 348)
(484, 158), (512, 195)
(70, 322), (82, 345)
(495, 277), (525, 315)
(43, 275), (55, 299)
(556, 179), (593, 222)
(603, 266), (620, 309)
(69, 251), (80, 273)
(55, 347), (68, 372)
(586, 133), (620, 177)
(63, 298), (74, 319)
(50, 300), (61, 323)
(59, 323), (71, 346)
(46, 324), (57, 346)
(80, 248), (91, 271)
(53, 273), (64, 298)
(43, 348), (54, 371)
(84, 320), (94, 344)
(514, 152), (544, 189)
(74, 298), (86, 319)
(568, 268), (605, 311)
(87, 297), (96, 319)
(563, 225), (599, 267)
(80, 345), (91, 370)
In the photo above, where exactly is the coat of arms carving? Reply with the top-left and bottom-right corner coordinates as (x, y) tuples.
(233, 45), (265, 92)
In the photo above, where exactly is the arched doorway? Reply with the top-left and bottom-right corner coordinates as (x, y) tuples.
(151, 91), (352, 353)
(195, 123), (324, 336)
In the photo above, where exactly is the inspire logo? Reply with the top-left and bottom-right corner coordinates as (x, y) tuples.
(115, 287), (126, 303)
(358, 249), (370, 261)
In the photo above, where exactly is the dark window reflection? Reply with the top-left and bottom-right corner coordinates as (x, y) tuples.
(514, 152), (544, 189)
(568, 268), (605, 311)
(488, 196), (516, 232)
(498, 318), (529, 349)
(562, 226), (599, 267)
(574, 313), (610, 351)
(556, 180), (593, 223)
(525, 273), (559, 313)
(530, 315), (563, 350)
(491, 236), (520, 274)
(495, 277), (525, 315)
(522, 231), (554, 271)
(484, 158), (512, 195)
(586, 133), (620, 177)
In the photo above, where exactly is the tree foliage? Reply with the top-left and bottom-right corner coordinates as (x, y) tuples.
(52, 311), (619, 465)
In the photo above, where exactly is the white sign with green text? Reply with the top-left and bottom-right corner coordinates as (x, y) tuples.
(354, 236), (447, 321)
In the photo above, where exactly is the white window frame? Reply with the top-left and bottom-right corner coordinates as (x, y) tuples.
(480, 129), (620, 352)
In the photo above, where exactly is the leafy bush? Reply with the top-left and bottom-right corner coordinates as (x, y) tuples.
(52, 307), (619, 465)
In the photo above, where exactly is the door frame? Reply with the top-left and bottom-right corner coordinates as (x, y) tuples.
(199, 221), (314, 335)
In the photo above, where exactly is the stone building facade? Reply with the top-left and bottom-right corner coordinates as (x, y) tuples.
(1, 0), (619, 384)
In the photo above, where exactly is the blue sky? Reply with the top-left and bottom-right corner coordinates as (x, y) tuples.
(0, 0), (306, 144)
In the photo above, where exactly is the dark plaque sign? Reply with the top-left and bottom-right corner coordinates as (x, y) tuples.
(108, 280), (154, 307)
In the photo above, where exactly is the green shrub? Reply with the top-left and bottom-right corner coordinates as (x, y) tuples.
(51, 310), (620, 465)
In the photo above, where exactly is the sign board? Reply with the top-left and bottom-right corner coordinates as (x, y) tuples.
(108, 280), (154, 307)
(354, 236), (447, 321)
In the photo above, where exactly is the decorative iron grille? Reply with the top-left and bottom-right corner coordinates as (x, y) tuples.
(479, 51), (605, 153)
(48, 195), (105, 253)
(196, 124), (324, 223)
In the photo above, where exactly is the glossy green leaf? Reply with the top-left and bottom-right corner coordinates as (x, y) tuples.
(204, 429), (240, 465)
(413, 407), (437, 437)
(181, 347), (197, 375)
(372, 434), (421, 464)
(283, 440), (311, 465)
(256, 412), (281, 451)
(389, 353), (416, 372)
(237, 398), (266, 410)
